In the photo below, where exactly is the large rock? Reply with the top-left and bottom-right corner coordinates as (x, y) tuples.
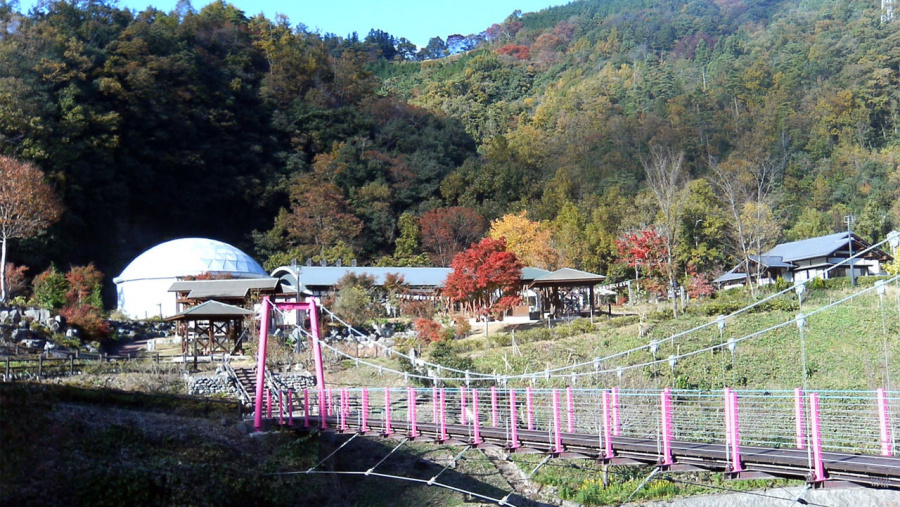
(24, 308), (50, 323)
(12, 328), (34, 342)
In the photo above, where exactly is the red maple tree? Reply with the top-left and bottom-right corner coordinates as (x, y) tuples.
(443, 238), (522, 319)
(616, 227), (669, 281)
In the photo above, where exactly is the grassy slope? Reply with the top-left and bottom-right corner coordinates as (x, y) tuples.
(0, 383), (525, 507)
(331, 279), (899, 393)
(322, 280), (899, 505)
(3, 282), (894, 507)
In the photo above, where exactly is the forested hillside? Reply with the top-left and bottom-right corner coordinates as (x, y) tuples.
(1, 0), (898, 296)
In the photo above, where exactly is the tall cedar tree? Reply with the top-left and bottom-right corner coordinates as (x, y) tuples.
(443, 237), (522, 318)
(0, 156), (62, 302)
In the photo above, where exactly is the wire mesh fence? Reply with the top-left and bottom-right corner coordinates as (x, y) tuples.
(258, 385), (898, 460)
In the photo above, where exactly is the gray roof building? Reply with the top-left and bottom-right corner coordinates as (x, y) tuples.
(715, 232), (893, 286)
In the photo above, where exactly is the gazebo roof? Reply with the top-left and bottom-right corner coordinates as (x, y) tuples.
(168, 278), (282, 299)
(521, 267), (552, 281)
(166, 300), (254, 321)
(530, 268), (606, 288)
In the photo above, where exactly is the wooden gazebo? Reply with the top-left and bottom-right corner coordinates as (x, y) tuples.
(169, 278), (283, 310)
(167, 300), (254, 355)
(530, 268), (608, 320)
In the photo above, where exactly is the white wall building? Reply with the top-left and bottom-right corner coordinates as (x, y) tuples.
(113, 238), (266, 319)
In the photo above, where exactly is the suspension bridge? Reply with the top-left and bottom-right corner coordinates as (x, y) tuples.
(242, 239), (900, 502)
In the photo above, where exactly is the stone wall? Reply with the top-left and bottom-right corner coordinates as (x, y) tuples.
(185, 368), (235, 397)
(186, 366), (315, 402)
(269, 371), (316, 392)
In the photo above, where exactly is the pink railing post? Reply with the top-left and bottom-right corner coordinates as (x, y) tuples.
(460, 387), (467, 425)
(809, 393), (825, 481)
(384, 388), (393, 435)
(303, 388), (310, 428)
(729, 389), (743, 473)
(473, 389), (482, 445)
(566, 386), (575, 433)
(552, 389), (563, 454)
(491, 386), (498, 428)
(326, 387), (333, 417)
(306, 300), (327, 431)
(602, 390), (613, 458)
(345, 388), (352, 430)
(877, 388), (893, 456)
(660, 388), (673, 465)
(408, 387), (419, 437)
(253, 297), (271, 431)
(612, 387), (620, 436)
(509, 389), (520, 449)
(287, 389), (294, 427)
(266, 388), (272, 419)
(794, 388), (805, 449)
(278, 390), (284, 426)
(339, 388), (348, 431)
(361, 388), (369, 433)
(526, 386), (534, 430)
(724, 388), (732, 465)
(439, 389), (447, 441)
(433, 385), (439, 424)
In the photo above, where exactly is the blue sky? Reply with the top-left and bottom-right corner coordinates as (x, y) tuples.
(24, 0), (569, 47)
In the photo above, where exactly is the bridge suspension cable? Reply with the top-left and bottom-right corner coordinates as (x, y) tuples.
(273, 272), (899, 384)
(496, 235), (899, 380)
(555, 273), (900, 380)
(266, 468), (520, 506)
(267, 236), (898, 385)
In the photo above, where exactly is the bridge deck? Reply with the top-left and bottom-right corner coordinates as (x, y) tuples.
(274, 416), (900, 489)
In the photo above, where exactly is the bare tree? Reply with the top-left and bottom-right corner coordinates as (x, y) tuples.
(747, 155), (785, 285)
(709, 155), (754, 292)
(642, 146), (685, 317)
(0, 156), (63, 302)
(709, 154), (784, 297)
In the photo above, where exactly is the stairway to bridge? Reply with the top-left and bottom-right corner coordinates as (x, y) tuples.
(229, 366), (257, 405)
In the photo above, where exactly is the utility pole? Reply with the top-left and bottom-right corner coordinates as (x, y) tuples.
(845, 215), (856, 287)
(291, 258), (302, 351)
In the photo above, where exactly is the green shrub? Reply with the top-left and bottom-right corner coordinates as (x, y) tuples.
(773, 276), (789, 291)
(487, 332), (512, 347)
(32, 265), (68, 310)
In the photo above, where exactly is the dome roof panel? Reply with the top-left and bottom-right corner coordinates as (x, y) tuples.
(116, 238), (266, 282)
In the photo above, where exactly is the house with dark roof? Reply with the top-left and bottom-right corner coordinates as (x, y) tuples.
(715, 232), (893, 288)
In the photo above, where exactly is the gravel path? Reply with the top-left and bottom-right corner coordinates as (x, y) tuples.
(632, 486), (900, 507)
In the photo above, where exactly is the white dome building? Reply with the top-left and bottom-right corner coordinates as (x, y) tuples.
(113, 238), (266, 319)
